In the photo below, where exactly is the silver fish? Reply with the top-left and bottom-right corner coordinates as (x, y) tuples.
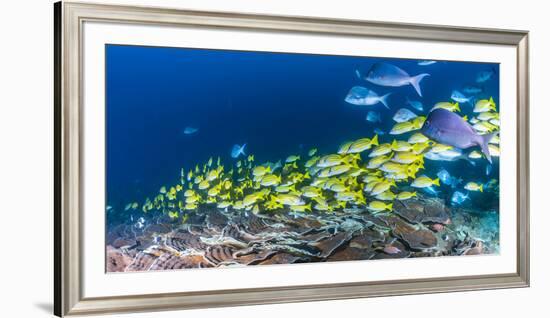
(436, 169), (452, 185)
(231, 144), (247, 158)
(476, 68), (496, 83)
(451, 90), (474, 105)
(422, 186), (440, 196)
(183, 126), (199, 135)
(418, 60), (437, 66)
(344, 86), (391, 109)
(437, 169), (462, 188)
(424, 147), (474, 165)
(265, 160), (283, 172)
(365, 62), (430, 97)
(451, 191), (469, 205)
(392, 108), (417, 123)
(406, 97), (424, 111)
(366, 111), (382, 123)
(462, 84), (483, 95)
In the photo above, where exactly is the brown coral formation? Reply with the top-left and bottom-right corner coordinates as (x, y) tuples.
(106, 194), (496, 272)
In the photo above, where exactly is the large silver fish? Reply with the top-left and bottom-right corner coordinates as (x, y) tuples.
(421, 109), (495, 163)
(364, 62), (430, 97)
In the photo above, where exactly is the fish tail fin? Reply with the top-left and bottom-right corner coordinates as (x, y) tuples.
(455, 103), (461, 112)
(479, 133), (496, 164)
(433, 178), (440, 187)
(349, 153), (361, 162)
(387, 203), (393, 211)
(241, 144), (247, 156)
(410, 73), (430, 97)
(379, 93), (391, 109)
(485, 163), (492, 176)
(355, 69), (362, 80)
(371, 134), (379, 147)
(480, 185), (484, 193)
(468, 96), (475, 107)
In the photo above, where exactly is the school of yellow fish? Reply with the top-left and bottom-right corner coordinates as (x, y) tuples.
(124, 97), (500, 219)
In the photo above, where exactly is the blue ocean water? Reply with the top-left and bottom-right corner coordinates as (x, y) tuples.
(106, 44), (499, 219)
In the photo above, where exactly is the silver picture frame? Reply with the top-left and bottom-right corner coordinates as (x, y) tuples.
(54, 1), (530, 316)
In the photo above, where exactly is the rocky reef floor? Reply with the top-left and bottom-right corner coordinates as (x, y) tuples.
(106, 194), (499, 272)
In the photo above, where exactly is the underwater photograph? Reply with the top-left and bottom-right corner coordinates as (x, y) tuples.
(105, 44), (500, 272)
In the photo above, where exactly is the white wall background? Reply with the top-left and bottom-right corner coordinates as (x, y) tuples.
(0, 0), (546, 317)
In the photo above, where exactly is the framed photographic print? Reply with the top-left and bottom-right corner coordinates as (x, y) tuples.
(54, 1), (529, 316)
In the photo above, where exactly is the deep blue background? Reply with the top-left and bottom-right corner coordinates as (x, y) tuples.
(106, 45), (499, 208)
